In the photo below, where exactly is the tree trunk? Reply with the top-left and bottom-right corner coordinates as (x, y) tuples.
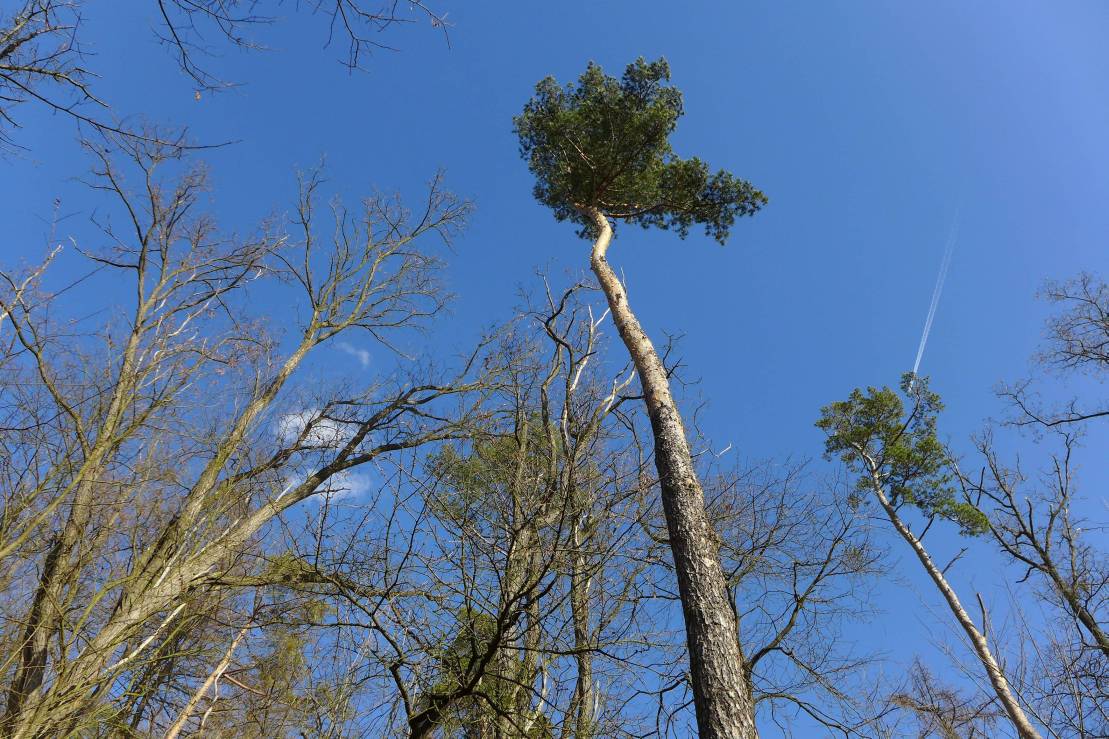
(1050, 573), (1109, 657)
(568, 520), (596, 739)
(164, 623), (250, 739)
(582, 208), (757, 739)
(863, 460), (1042, 739)
(1022, 528), (1109, 658)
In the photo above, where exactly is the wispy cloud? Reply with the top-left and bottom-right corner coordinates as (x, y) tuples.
(282, 469), (374, 504)
(314, 469), (373, 502)
(275, 409), (358, 449)
(274, 410), (374, 504)
(336, 341), (371, 369)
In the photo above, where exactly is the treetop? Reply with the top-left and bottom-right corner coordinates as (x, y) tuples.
(514, 57), (767, 243)
(816, 374), (989, 536)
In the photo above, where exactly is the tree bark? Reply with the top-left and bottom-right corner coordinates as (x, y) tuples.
(862, 457), (1042, 739)
(2, 302), (147, 734)
(582, 208), (757, 738)
(164, 623), (250, 739)
(1044, 565), (1109, 658)
(568, 522), (596, 739)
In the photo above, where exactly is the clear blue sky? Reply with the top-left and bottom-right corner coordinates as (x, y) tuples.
(6, 2), (1108, 735)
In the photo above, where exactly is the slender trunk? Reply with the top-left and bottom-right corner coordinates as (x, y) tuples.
(986, 488), (1109, 657)
(496, 420), (539, 738)
(1057, 582), (1109, 657)
(513, 561), (543, 733)
(497, 535), (543, 738)
(568, 527), (596, 739)
(1032, 544), (1109, 657)
(164, 624), (250, 739)
(1023, 545), (1109, 657)
(2, 331), (143, 732)
(865, 462), (1042, 739)
(583, 208), (757, 739)
(3, 338), (325, 737)
(3, 289), (195, 735)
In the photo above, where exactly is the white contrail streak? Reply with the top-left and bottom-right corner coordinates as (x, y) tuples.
(911, 215), (959, 378)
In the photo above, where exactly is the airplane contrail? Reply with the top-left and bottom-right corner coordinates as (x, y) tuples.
(911, 214), (959, 379)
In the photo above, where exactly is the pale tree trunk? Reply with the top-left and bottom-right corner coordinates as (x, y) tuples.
(164, 623), (250, 739)
(498, 536), (543, 738)
(567, 521), (596, 739)
(4, 340), (320, 739)
(861, 456), (1042, 739)
(496, 418), (540, 738)
(582, 208), (757, 739)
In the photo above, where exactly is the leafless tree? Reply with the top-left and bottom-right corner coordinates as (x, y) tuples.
(961, 430), (1107, 659)
(188, 279), (665, 738)
(889, 659), (1004, 739)
(999, 272), (1108, 431)
(717, 468), (888, 736)
(0, 0), (450, 148)
(627, 442), (890, 737)
(0, 134), (477, 737)
(0, 1), (99, 145)
(153, 0), (451, 89)
(363, 283), (660, 738)
(952, 272), (1108, 738)
(984, 587), (1108, 739)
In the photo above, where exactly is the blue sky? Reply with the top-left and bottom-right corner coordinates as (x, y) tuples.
(6, 2), (1108, 735)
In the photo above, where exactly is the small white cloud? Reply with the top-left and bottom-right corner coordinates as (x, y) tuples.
(280, 470), (374, 504)
(336, 341), (371, 369)
(275, 409), (358, 449)
(330, 468), (374, 497)
(297, 468), (374, 503)
(316, 469), (373, 502)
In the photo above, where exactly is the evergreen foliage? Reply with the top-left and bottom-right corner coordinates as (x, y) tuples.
(816, 374), (989, 536)
(514, 57), (767, 242)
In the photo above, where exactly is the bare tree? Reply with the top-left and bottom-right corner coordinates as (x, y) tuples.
(0, 1), (101, 146)
(983, 587), (1108, 739)
(198, 279), (663, 738)
(714, 467), (888, 736)
(0, 0), (450, 148)
(961, 430), (1107, 659)
(381, 283), (655, 738)
(0, 134), (477, 736)
(999, 273), (1109, 431)
(890, 659), (1004, 739)
(153, 0), (451, 90)
(951, 272), (1108, 738)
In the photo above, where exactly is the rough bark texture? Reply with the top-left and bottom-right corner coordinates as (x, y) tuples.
(863, 458), (1042, 739)
(584, 208), (757, 738)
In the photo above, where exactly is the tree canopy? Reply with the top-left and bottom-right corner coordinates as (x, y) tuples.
(513, 57), (768, 242)
(816, 374), (989, 536)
